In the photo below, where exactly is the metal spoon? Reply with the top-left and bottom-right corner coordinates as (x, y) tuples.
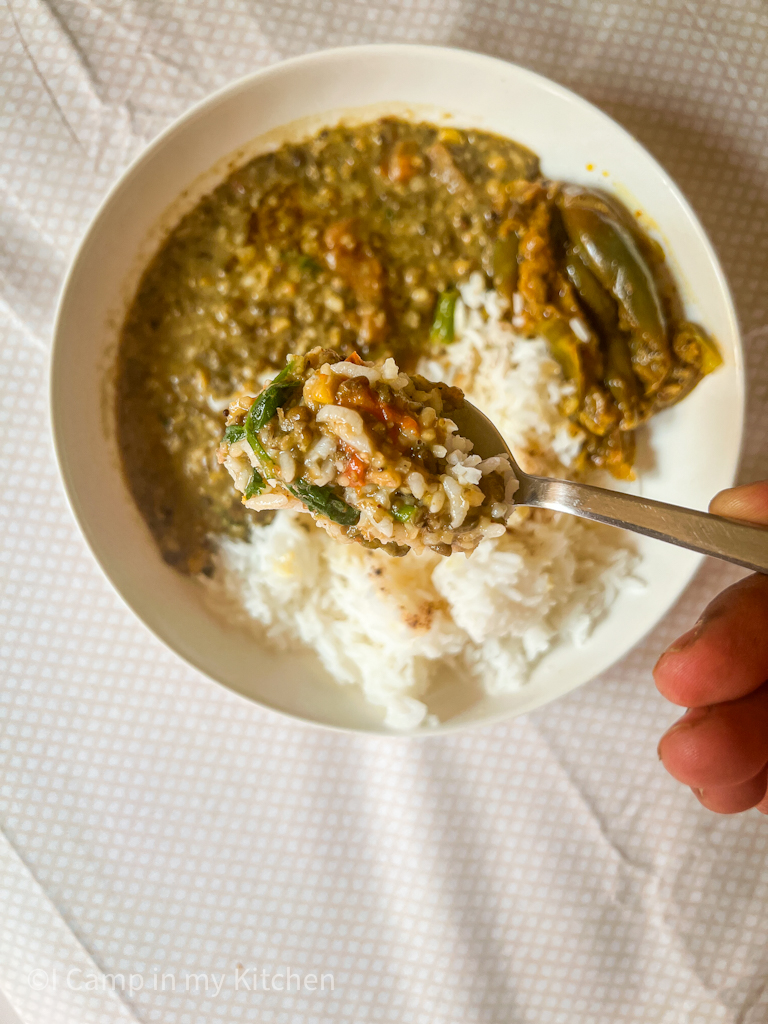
(453, 401), (768, 574)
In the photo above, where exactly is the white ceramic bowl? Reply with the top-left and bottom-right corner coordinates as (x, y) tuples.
(51, 45), (743, 734)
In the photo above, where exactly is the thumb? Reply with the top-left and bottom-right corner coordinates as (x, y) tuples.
(709, 482), (768, 526)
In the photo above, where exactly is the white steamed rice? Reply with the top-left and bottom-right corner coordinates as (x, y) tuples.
(208, 276), (640, 729)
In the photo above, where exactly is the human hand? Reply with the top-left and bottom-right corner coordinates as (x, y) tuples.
(654, 482), (768, 814)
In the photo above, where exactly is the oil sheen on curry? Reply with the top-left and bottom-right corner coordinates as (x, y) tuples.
(116, 118), (721, 574)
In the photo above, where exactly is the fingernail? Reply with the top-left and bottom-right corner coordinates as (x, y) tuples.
(657, 707), (709, 759)
(666, 619), (705, 654)
(654, 620), (705, 674)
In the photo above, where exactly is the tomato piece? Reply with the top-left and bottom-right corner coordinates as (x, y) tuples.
(336, 377), (421, 442)
(344, 450), (368, 487)
(336, 443), (368, 488)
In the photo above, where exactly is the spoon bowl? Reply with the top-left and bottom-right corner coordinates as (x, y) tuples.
(454, 401), (768, 574)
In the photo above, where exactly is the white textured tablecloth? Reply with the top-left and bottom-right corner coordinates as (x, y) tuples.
(2, 2), (768, 1022)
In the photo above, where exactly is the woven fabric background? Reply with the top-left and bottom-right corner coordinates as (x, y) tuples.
(1, 2), (768, 1022)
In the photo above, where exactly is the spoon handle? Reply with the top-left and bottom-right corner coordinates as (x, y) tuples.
(517, 476), (768, 573)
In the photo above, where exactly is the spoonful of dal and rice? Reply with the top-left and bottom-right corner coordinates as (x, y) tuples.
(218, 348), (768, 571)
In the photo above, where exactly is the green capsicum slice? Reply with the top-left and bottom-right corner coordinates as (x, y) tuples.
(559, 200), (671, 394)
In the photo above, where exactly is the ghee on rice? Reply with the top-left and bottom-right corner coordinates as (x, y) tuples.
(210, 277), (639, 729)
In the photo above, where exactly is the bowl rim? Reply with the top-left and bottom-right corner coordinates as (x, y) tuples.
(50, 43), (744, 737)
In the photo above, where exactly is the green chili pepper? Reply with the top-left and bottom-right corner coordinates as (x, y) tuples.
(560, 187), (670, 274)
(698, 337), (722, 376)
(564, 245), (617, 334)
(391, 503), (418, 523)
(430, 290), (459, 344)
(578, 383), (620, 437)
(585, 426), (636, 481)
(541, 320), (620, 434)
(559, 202), (671, 392)
(541, 319), (585, 408)
(650, 362), (700, 411)
(223, 423), (246, 444)
(289, 479), (360, 527)
(243, 468), (265, 499)
(604, 333), (641, 429)
(492, 232), (519, 302)
(673, 322), (722, 376)
(650, 322), (721, 412)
